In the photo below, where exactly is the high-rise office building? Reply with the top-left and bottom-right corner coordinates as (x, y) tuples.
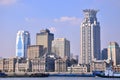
(52, 38), (70, 59)
(36, 29), (54, 54)
(80, 9), (101, 64)
(16, 30), (30, 58)
(108, 42), (120, 66)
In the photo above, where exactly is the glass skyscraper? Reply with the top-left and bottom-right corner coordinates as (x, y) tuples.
(16, 30), (30, 58)
(80, 9), (101, 64)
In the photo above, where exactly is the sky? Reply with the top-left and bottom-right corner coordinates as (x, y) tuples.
(0, 0), (120, 58)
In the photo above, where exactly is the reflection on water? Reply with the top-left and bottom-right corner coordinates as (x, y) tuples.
(0, 77), (119, 80)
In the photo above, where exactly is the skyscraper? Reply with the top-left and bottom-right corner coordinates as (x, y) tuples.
(52, 38), (70, 59)
(36, 29), (54, 54)
(80, 9), (101, 64)
(16, 30), (30, 58)
(108, 42), (120, 66)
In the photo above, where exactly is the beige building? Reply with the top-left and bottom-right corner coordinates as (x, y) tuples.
(0, 58), (17, 72)
(36, 29), (54, 54)
(52, 38), (70, 59)
(8, 58), (17, 72)
(15, 58), (31, 72)
(108, 42), (120, 66)
(113, 65), (120, 72)
(67, 64), (88, 73)
(55, 58), (69, 72)
(2, 58), (9, 72)
(90, 60), (107, 72)
(31, 58), (45, 72)
(31, 57), (55, 72)
(27, 45), (44, 59)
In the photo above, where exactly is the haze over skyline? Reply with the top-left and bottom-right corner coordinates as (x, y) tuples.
(0, 0), (120, 57)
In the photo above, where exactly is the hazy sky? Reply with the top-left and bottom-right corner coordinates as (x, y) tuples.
(0, 0), (120, 58)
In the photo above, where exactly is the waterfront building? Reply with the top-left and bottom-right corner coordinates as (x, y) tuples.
(15, 58), (31, 72)
(36, 29), (54, 54)
(16, 30), (30, 58)
(31, 57), (55, 72)
(55, 58), (69, 72)
(67, 64), (88, 73)
(0, 58), (17, 72)
(80, 9), (101, 64)
(90, 60), (107, 72)
(113, 65), (120, 72)
(52, 38), (70, 59)
(101, 48), (108, 60)
(0, 58), (4, 72)
(108, 42), (120, 66)
(27, 45), (44, 59)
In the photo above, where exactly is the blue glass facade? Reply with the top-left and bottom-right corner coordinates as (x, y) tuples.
(16, 30), (30, 58)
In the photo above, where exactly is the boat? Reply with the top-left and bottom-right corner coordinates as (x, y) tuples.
(29, 73), (49, 77)
(49, 73), (95, 77)
(93, 66), (120, 78)
(0, 72), (7, 77)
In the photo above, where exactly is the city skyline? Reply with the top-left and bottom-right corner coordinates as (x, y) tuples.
(0, 0), (120, 57)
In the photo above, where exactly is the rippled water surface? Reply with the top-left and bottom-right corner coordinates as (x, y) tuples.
(0, 77), (120, 80)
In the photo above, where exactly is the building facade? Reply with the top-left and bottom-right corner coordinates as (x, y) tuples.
(27, 45), (44, 59)
(90, 60), (107, 72)
(67, 64), (88, 73)
(31, 57), (55, 72)
(55, 58), (69, 72)
(52, 38), (70, 59)
(80, 9), (101, 64)
(36, 29), (54, 54)
(108, 42), (120, 66)
(101, 48), (108, 60)
(16, 30), (30, 58)
(0, 58), (17, 72)
(15, 58), (31, 72)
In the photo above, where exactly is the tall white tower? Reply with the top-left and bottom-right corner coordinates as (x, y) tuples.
(16, 30), (30, 58)
(80, 9), (101, 64)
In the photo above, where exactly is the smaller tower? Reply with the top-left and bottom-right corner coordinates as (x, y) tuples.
(108, 42), (120, 66)
(16, 30), (30, 58)
(52, 38), (70, 59)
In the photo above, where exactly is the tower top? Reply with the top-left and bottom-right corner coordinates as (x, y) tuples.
(83, 9), (99, 18)
(83, 9), (98, 13)
(40, 28), (50, 33)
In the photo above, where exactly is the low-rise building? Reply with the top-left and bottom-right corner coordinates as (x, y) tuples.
(90, 60), (107, 72)
(31, 56), (55, 72)
(113, 65), (120, 72)
(0, 58), (17, 72)
(55, 58), (70, 72)
(67, 64), (88, 73)
(15, 58), (31, 72)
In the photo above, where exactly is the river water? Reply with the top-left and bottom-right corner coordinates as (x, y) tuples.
(0, 77), (119, 80)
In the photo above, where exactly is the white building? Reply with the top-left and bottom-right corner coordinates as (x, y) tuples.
(67, 64), (88, 73)
(80, 9), (101, 64)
